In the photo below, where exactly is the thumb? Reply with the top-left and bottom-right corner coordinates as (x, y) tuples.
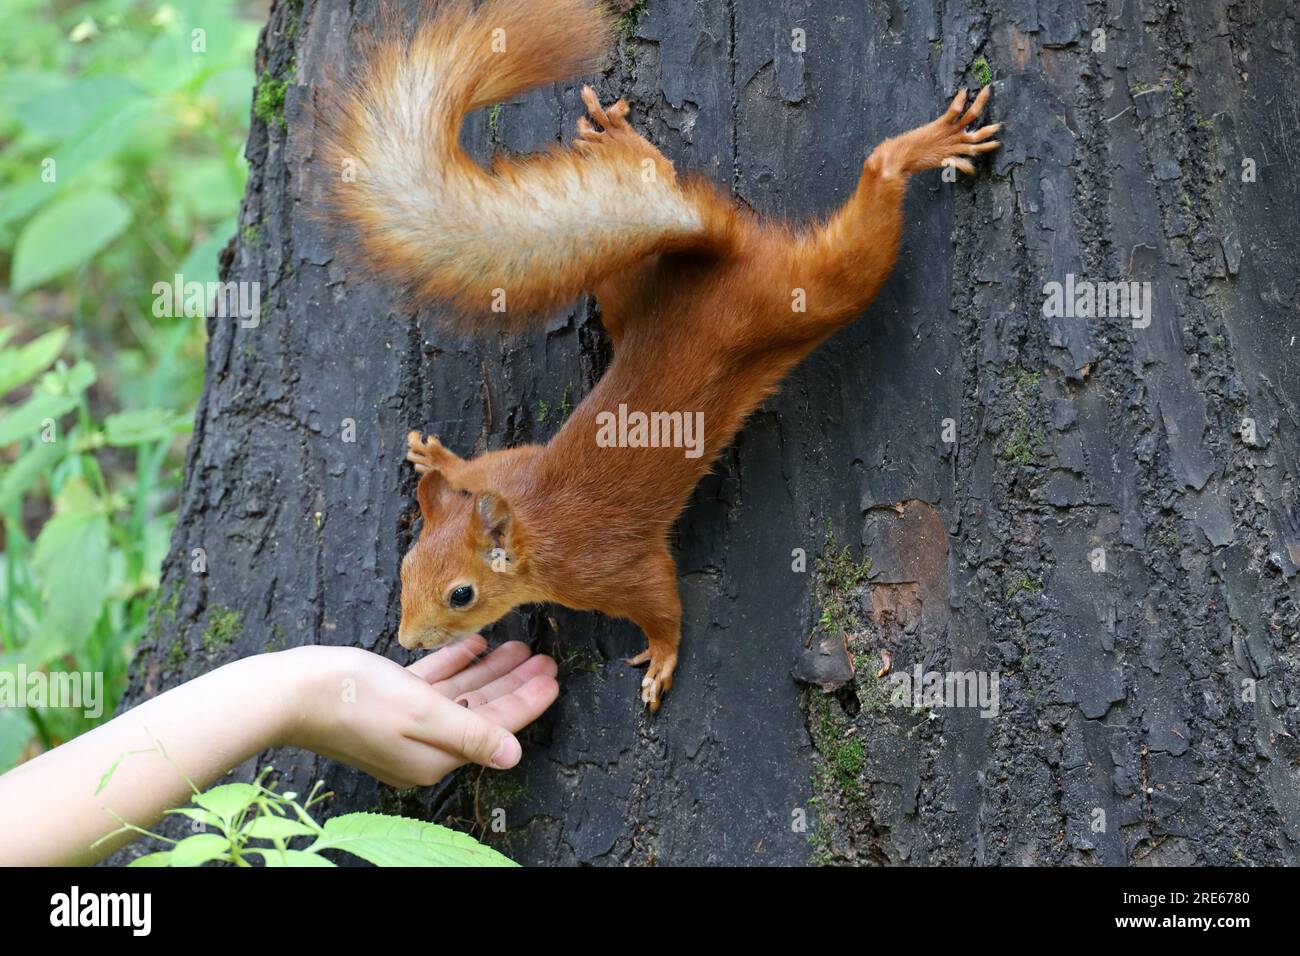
(417, 695), (523, 769)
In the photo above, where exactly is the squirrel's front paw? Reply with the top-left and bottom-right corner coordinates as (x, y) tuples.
(628, 645), (677, 713)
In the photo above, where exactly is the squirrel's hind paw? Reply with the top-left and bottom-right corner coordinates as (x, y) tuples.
(628, 646), (677, 713)
(405, 431), (454, 474)
(889, 86), (1003, 177)
(574, 85), (667, 167)
(577, 85), (632, 143)
(929, 87), (1001, 174)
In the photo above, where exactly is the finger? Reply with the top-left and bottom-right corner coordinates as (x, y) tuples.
(406, 634), (487, 683)
(454, 654), (558, 709)
(431, 640), (531, 698)
(941, 156), (977, 175)
(965, 121), (1002, 142)
(471, 674), (561, 734)
(608, 99), (630, 122)
(577, 116), (598, 138)
(944, 88), (968, 121)
(407, 693), (522, 769)
(958, 85), (991, 126)
(958, 140), (1001, 154)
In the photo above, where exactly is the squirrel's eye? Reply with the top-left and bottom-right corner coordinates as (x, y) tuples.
(449, 585), (475, 609)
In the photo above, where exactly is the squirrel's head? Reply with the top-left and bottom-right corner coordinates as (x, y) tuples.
(397, 469), (530, 650)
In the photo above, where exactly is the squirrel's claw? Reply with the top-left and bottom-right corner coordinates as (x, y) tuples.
(965, 121), (1002, 142)
(941, 86), (1000, 173)
(956, 84), (991, 127)
(628, 646), (677, 712)
(406, 430), (452, 474)
(888, 86), (1003, 177)
(576, 86), (637, 148)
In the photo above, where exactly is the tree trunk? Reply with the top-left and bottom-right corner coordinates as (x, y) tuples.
(114, 0), (1300, 866)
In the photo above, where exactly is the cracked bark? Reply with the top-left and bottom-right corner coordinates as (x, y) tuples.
(113, 0), (1299, 866)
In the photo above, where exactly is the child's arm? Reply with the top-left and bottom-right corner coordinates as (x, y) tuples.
(0, 636), (557, 866)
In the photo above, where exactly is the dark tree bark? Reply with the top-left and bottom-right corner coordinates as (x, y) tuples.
(115, 0), (1300, 866)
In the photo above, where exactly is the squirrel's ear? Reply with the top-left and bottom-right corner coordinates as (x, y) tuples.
(416, 469), (451, 524)
(474, 491), (523, 573)
(475, 491), (513, 540)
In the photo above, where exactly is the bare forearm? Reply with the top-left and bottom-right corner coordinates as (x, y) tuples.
(0, 641), (554, 866)
(0, 653), (295, 866)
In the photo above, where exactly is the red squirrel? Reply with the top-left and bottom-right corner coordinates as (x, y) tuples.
(320, 0), (1001, 710)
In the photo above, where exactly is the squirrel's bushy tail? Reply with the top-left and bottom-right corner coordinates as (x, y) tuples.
(319, 0), (730, 327)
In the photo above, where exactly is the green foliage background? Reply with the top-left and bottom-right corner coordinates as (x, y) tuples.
(0, 0), (262, 770)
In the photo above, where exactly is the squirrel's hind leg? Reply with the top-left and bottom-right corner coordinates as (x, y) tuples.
(627, 620), (679, 713)
(617, 552), (682, 712)
(773, 87), (1001, 345)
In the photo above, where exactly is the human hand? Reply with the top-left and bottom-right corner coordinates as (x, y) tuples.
(280, 637), (558, 788)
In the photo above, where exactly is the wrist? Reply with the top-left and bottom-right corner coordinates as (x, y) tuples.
(248, 647), (319, 750)
(265, 645), (337, 752)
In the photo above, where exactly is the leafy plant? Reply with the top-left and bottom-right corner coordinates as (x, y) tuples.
(97, 764), (517, 867)
(0, 330), (191, 766)
(0, 0), (261, 770)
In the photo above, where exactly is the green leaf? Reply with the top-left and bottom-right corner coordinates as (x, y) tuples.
(46, 98), (152, 197)
(128, 851), (177, 867)
(0, 392), (77, 446)
(164, 806), (223, 830)
(0, 94), (148, 231)
(15, 632), (72, 673)
(193, 783), (262, 823)
(306, 813), (518, 867)
(162, 833), (232, 867)
(38, 360), (97, 400)
(31, 478), (110, 647)
(49, 475), (99, 515)
(103, 408), (184, 446)
(0, 710), (32, 774)
(248, 849), (337, 867)
(11, 190), (133, 293)
(13, 75), (140, 140)
(0, 70), (64, 128)
(0, 328), (69, 396)
(244, 815), (319, 842)
(172, 158), (242, 221)
(0, 432), (63, 509)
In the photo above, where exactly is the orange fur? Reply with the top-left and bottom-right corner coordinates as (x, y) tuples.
(328, 0), (1002, 710)
(318, 0), (737, 329)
